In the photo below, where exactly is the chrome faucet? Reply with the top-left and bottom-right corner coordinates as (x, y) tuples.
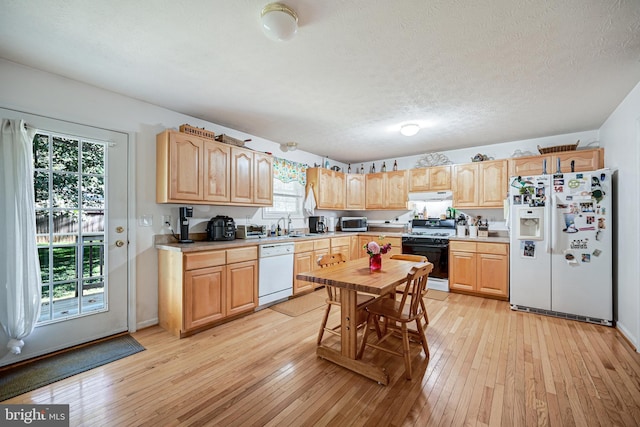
(287, 214), (293, 235)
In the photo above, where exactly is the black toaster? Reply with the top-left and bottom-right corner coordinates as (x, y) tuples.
(206, 216), (236, 241)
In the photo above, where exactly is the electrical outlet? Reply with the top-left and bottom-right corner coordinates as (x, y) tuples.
(162, 215), (172, 227)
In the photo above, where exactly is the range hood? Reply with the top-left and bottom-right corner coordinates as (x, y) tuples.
(407, 190), (453, 201)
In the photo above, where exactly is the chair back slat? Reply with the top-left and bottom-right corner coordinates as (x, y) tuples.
(397, 262), (433, 318)
(390, 254), (428, 263)
(317, 253), (346, 302)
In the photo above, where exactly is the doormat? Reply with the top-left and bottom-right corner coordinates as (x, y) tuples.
(0, 334), (144, 402)
(270, 291), (327, 317)
(425, 289), (449, 301)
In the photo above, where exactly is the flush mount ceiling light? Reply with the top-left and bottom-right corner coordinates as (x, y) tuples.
(280, 141), (298, 152)
(400, 123), (420, 136)
(261, 3), (298, 41)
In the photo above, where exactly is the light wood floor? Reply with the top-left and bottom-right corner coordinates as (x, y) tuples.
(6, 291), (640, 426)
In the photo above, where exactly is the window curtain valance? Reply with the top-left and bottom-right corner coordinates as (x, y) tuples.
(273, 157), (308, 186)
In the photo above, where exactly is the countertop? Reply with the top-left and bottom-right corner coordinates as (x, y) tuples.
(154, 231), (405, 253)
(448, 235), (510, 244)
(155, 230), (508, 252)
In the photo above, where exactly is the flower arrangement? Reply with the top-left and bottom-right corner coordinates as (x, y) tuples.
(363, 241), (392, 256)
(364, 238), (391, 271)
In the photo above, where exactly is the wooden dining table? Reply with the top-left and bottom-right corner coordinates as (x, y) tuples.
(296, 257), (433, 385)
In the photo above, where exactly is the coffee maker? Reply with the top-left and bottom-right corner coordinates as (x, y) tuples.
(309, 216), (326, 233)
(179, 206), (193, 243)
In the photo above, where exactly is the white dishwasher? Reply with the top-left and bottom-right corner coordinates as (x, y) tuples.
(258, 242), (295, 306)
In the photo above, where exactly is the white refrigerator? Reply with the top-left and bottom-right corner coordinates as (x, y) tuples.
(509, 168), (612, 325)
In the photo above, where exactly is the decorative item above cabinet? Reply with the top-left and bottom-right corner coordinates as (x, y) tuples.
(156, 130), (273, 206)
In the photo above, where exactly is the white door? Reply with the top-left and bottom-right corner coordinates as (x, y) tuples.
(0, 108), (129, 366)
(509, 175), (552, 310)
(550, 170), (613, 321)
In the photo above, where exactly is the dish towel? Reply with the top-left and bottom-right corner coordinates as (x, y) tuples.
(304, 186), (317, 215)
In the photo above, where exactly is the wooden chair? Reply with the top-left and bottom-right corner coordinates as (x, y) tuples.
(316, 253), (375, 345)
(357, 262), (433, 380)
(390, 254), (430, 326)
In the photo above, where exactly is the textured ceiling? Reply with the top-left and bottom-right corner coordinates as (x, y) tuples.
(1, 0), (639, 163)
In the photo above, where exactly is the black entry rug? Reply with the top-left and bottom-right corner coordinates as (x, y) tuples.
(0, 334), (145, 401)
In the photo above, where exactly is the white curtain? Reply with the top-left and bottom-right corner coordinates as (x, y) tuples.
(0, 119), (41, 356)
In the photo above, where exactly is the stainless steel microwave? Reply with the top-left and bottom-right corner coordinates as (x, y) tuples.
(340, 217), (367, 232)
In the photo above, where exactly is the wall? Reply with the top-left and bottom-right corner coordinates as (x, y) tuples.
(599, 81), (640, 350)
(0, 59), (335, 330)
(1, 59), (637, 349)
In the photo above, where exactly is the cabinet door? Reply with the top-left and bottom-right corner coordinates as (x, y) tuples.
(332, 171), (346, 209)
(452, 164), (478, 207)
(346, 174), (365, 210)
(385, 171), (408, 209)
(349, 235), (361, 260)
(479, 160), (507, 207)
(555, 149), (602, 173)
(409, 168), (430, 192)
(429, 166), (452, 190)
(317, 169), (335, 209)
(477, 253), (509, 298)
(293, 252), (315, 294)
(509, 155), (551, 176)
(226, 260), (257, 316)
(365, 173), (385, 209)
(184, 266), (225, 331)
(449, 251), (476, 292)
(253, 152), (273, 205)
(231, 148), (253, 204)
(170, 132), (204, 201)
(203, 140), (230, 202)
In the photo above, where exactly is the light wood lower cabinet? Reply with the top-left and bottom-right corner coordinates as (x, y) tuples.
(449, 241), (509, 299)
(293, 239), (330, 294)
(158, 246), (258, 337)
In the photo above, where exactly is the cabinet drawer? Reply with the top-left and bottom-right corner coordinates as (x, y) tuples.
(477, 242), (508, 255)
(184, 250), (226, 270)
(295, 241), (315, 253)
(226, 246), (258, 263)
(449, 241), (476, 252)
(314, 239), (330, 250)
(331, 236), (350, 248)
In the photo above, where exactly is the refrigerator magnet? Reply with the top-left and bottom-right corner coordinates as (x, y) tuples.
(521, 241), (536, 258)
(593, 249), (602, 257)
(581, 253), (591, 263)
(564, 251), (579, 265)
(598, 218), (606, 229)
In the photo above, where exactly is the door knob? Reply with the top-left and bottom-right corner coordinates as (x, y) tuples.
(115, 240), (125, 247)
(116, 226), (125, 233)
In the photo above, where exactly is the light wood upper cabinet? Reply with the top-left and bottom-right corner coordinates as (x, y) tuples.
(365, 171), (408, 210)
(385, 171), (408, 209)
(253, 152), (273, 205)
(508, 148), (603, 177)
(479, 160), (507, 206)
(157, 131), (204, 202)
(453, 160), (507, 208)
(346, 174), (365, 210)
(365, 173), (385, 209)
(409, 166), (451, 192)
(452, 163), (478, 207)
(306, 168), (346, 209)
(157, 130), (272, 206)
(204, 142), (230, 202)
(230, 147), (253, 204)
